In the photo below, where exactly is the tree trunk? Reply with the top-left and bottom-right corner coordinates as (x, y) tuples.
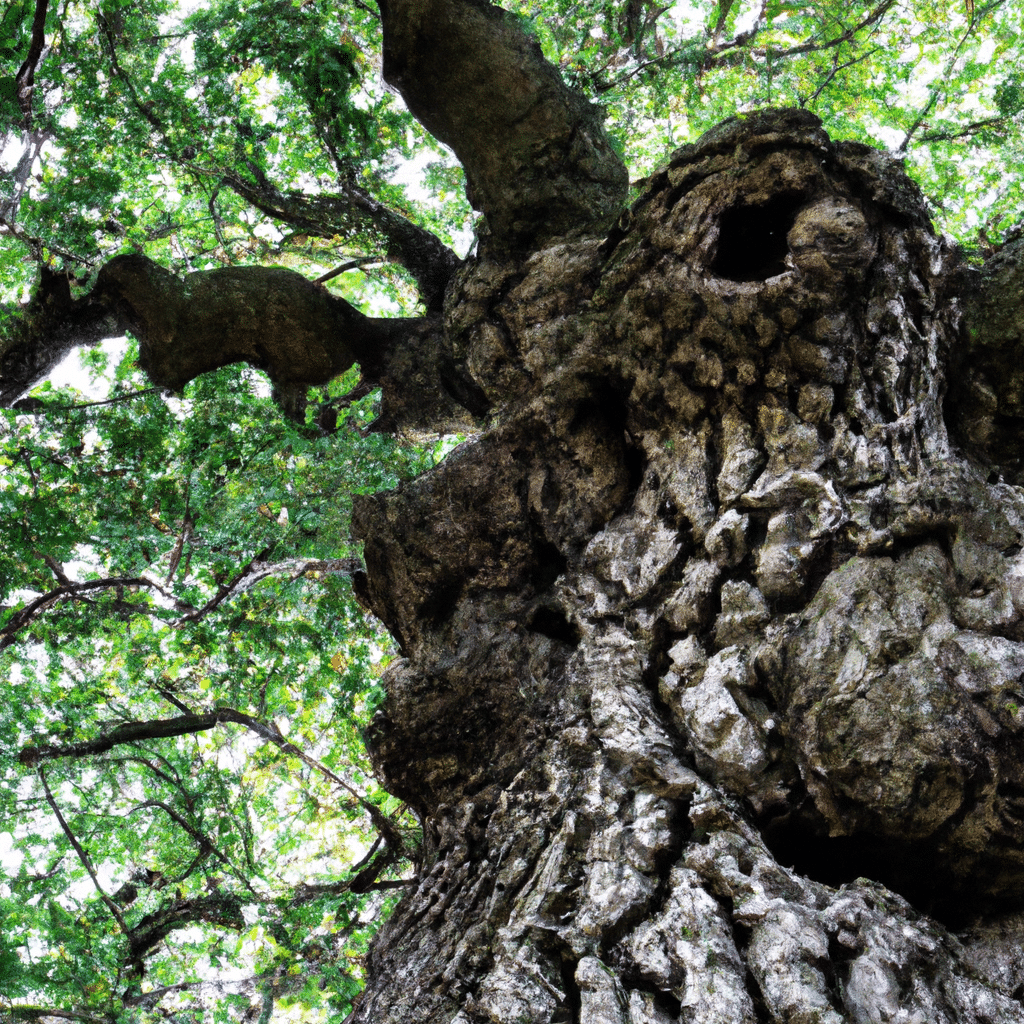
(348, 109), (1024, 1022)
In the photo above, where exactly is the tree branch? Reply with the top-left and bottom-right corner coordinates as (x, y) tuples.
(1, 254), (477, 431)
(88, 25), (461, 312)
(128, 799), (250, 890)
(22, 713), (228, 764)
(919, 115), (1010, 143)
(220, 172), (460, 310)
(0, 268), (127, 407)
(895, 0), (997, 153)
(21, 708), (406, 852)
(1, 1008), (111, 1024)
(172, 553), (363, 625)
(37, 767), (130, 934)
(14, 0), (49, 126)
(378, 0), (627, 250)
(127, 891), (245, 961)
(0, 575), (195, 652)
(760, 0), (895, 61)
(11, 388), (161, 415)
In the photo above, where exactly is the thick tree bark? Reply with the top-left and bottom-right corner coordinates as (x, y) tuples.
(953, 233), (1024, 479)
(0, 267), (125, 407)
(0, 256), (477, 431)
(347, 109), (1024, 1022)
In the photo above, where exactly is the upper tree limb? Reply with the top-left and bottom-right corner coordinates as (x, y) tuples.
(378, 0), (628, 250)
(220, 172), (462, 312)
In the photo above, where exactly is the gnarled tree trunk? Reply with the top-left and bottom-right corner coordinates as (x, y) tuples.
(349, 107), (1024, 1023)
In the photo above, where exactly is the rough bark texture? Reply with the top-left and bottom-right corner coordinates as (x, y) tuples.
(955, 233), (1024, 479)
(0, 267), (126, 407)
(349, 109), (1024, 1023)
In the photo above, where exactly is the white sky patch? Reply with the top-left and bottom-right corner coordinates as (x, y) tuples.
(253, 221), (284, 243)
(390, 149), (435, 201)
(0, 832), (25, 874)
(666, 0), (706, 33)
(46, 336), (130, 398)
(0, 136), (24, 171)
(873, 125), (906, 150)
(732, 1), (761, 35)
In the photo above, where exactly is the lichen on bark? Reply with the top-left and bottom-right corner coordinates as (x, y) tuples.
(349, 109), (1024, 1022)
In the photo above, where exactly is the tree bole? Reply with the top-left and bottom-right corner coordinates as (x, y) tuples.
(348, 110), (1024, 1023)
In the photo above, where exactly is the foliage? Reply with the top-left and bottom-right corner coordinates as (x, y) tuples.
(0, 0), (1020, 1020)
(515, 0), (1024, 248)
(0, 346), (447, 1019)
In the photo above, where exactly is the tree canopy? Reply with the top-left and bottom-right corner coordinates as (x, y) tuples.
(1, 0), (1023, 1021)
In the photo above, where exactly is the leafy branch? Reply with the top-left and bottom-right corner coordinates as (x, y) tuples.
(0, 575), (193, 651)
(20, 708), (406, 853)
(0, 555), (364, 650)
(897, 0), (1007, 153)
(37, 767), (129, 934)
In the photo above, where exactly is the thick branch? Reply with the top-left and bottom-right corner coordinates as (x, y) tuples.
(378, 0), (627, 249)
(1, 255), (479, 431)
(127, 892), (245, 961)
(0, 268), (127, 406)
(14, 0), (49, 126)
(21, 713), (229, 763)
(93, 254), (380, 390)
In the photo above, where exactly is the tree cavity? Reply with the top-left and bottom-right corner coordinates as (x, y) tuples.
(711, 193), (805, 282)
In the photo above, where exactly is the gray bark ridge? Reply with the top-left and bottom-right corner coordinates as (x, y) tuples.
(350, 109), (1024, 1022)
(954, 231), (1024, 479)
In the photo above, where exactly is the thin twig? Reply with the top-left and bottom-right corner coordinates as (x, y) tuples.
(13, 388), (161, 414)
(802, 46), (881, 107)
(38, 767), (129, 933)
(128, 799), (258, 895)
(919, 115), (1009, 143)
(313, 256), (380, 284)
(0, 575), (196, 651)
(897, 0), (1005, 153)
(25, 708), (403, 851)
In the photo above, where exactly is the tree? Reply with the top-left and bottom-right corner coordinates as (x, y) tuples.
(4, 0), (1024, 1021)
